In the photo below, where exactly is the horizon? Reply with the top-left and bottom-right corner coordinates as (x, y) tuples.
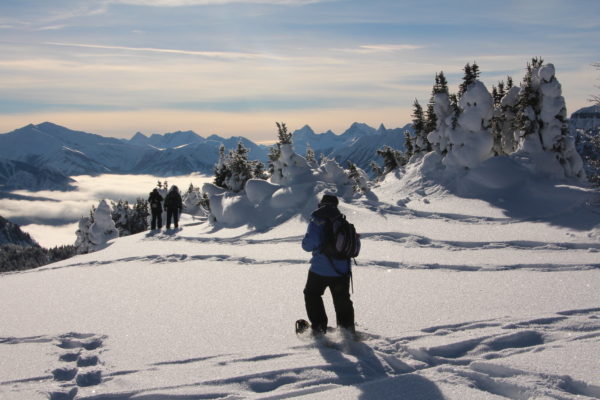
(1, 0), (599, 142)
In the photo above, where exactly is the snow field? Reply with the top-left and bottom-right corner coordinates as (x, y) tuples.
(1, 189), (599, 399)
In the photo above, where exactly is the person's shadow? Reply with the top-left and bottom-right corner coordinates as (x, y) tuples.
(317, 339), (445, 399)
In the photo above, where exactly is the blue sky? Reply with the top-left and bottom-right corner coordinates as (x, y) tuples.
(0, 0), (598, 142)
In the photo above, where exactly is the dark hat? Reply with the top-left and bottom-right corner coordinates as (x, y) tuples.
(319, 194), (339, 206)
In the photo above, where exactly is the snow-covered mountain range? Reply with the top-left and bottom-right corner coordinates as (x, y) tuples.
(0, 105), (597, 194)
(0, 121), (412, 186)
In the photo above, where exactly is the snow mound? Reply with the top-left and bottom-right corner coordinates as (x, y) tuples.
(203, 143), (368, 229)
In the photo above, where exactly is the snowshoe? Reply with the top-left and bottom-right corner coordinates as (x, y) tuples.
(295, 319), (310, 335)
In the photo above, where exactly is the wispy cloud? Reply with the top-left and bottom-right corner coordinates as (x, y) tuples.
(334, 44), (422, 54)
(45, 42), (289, 61)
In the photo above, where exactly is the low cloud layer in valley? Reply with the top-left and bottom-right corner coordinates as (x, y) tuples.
(1, 173), (211, 247)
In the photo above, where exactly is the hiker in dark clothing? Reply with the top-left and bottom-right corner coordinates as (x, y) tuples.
(302, 194), (355, 336)
(148, 188), (163, 230)
(164, 185), (183, 229)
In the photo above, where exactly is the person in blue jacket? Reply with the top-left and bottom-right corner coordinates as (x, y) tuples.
(302, 194), (355, 336)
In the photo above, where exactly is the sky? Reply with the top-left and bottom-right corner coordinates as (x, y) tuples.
(0, 0), (598, 142)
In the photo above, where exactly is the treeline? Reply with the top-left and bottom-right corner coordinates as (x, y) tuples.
(0, 243), (76, 273)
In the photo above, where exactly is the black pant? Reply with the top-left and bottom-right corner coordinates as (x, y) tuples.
(166, 208), (179, 228)
(150, 208), (162, 229)
(303, 271), (355, 333)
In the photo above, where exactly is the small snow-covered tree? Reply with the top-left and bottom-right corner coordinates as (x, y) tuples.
(347, 161), (369, 193)
(370, 161), (384, 181)
(443, 63), (494, 170)
(424, 100), (437, 146)
(74, 209), (94, 254)
(88, 200), (119, 251)
(276, 122), (292, 144)
(411, 100), (427, 153)
(491, 78), (519, 156)
(214, 145), (229, 189)
(270, 122), (313, 185)
(251, 160), (268, 180)
(224, 142), (253, 192)
(377, 145), (405, 173)
(458, 62), (480, 98)
(268, 144), (281, 175)
(427, 71), (453, 155)
(75, 200), (118, 253)
(514, 58), (585, 179)
(111, 200), (131, 236)
(131, 198), (149, 233)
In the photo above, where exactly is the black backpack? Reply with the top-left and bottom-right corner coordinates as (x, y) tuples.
(321, 214), (361, 261)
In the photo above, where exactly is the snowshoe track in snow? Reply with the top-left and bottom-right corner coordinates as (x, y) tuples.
(29, 308), (596, 400)
(48, 333), (106, 400)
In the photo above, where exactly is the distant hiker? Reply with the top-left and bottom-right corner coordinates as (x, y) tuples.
(148, 188), (163, 230)
(301, 194), (356, 337)
(164, 185), (183, 229)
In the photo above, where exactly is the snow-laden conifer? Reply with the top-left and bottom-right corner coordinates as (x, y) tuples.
(514, 59), (585, 179)
(88, 199), (119, 251)
(74, 207), (94, 254)
(427, 72), (452, 155)
(443, 62), (494, 170)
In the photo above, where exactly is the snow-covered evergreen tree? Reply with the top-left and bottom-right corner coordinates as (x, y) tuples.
(224, 142), (253, 192)
(276, 122), (292, 144)
(443, 63), (494, 170)
(377, 145), (405, 173)
(270, 123), (313, 186)
(268, 145), (281, 175)
(411, 100), (427, 153)
(514, 58), (585, 179)
(250, 161), (268, 181)
(132, 198), (149, 233)
(491, 78), (520, 155)
(88, 200), (119, 251)
(111, 200), (131, 236)
(427, 71), (452, 155)
(214, 145), (229, 189)
(74, 207), (95, 254)
(347, 161), (369, 194)
(75, 200), (118, 254)
(110, 198), (149, 236)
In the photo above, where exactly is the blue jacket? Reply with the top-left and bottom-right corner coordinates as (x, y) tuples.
(302, 204), (351, 277)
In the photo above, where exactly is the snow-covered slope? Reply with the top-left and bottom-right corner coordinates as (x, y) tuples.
(1, 158), (599, 400)
(0, 158), (75, 192)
